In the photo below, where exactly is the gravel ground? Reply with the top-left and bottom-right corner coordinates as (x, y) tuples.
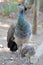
(0, 11), (43, 65)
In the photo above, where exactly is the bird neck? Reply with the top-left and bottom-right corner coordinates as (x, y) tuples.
(19, 10), (24, 18)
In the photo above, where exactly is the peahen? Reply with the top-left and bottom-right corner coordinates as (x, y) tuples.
(14, 8), (32, 57)
(7, 4), (32, 53)
(7, 5), (27, 52)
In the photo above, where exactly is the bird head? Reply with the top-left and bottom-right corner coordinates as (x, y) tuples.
(18, 0), (34, 12)
(18, 3), (28, 14)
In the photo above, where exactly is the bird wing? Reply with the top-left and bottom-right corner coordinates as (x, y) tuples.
(7, 24), (15, 42)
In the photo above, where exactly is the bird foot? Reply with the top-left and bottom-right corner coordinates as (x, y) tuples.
(29, 62), (34, 64)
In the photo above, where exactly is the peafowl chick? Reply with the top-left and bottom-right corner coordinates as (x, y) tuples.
(20, 44), (35, 64)
(14, 9), (32, 56)
(7, 24), (18, 52)
(7, 39), (18, 52)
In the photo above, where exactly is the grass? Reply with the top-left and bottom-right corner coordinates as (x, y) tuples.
(4, 3), (20, 15)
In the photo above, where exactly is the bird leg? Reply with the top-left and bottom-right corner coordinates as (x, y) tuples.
(18, 44), (22, 59)
(29, 57), (33, 64)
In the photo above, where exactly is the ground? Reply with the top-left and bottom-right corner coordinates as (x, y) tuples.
(0, 11), (43, 65)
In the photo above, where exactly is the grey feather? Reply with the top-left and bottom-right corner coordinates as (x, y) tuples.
(7, 24), (15, 42)
(21, 45), (35, 58)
